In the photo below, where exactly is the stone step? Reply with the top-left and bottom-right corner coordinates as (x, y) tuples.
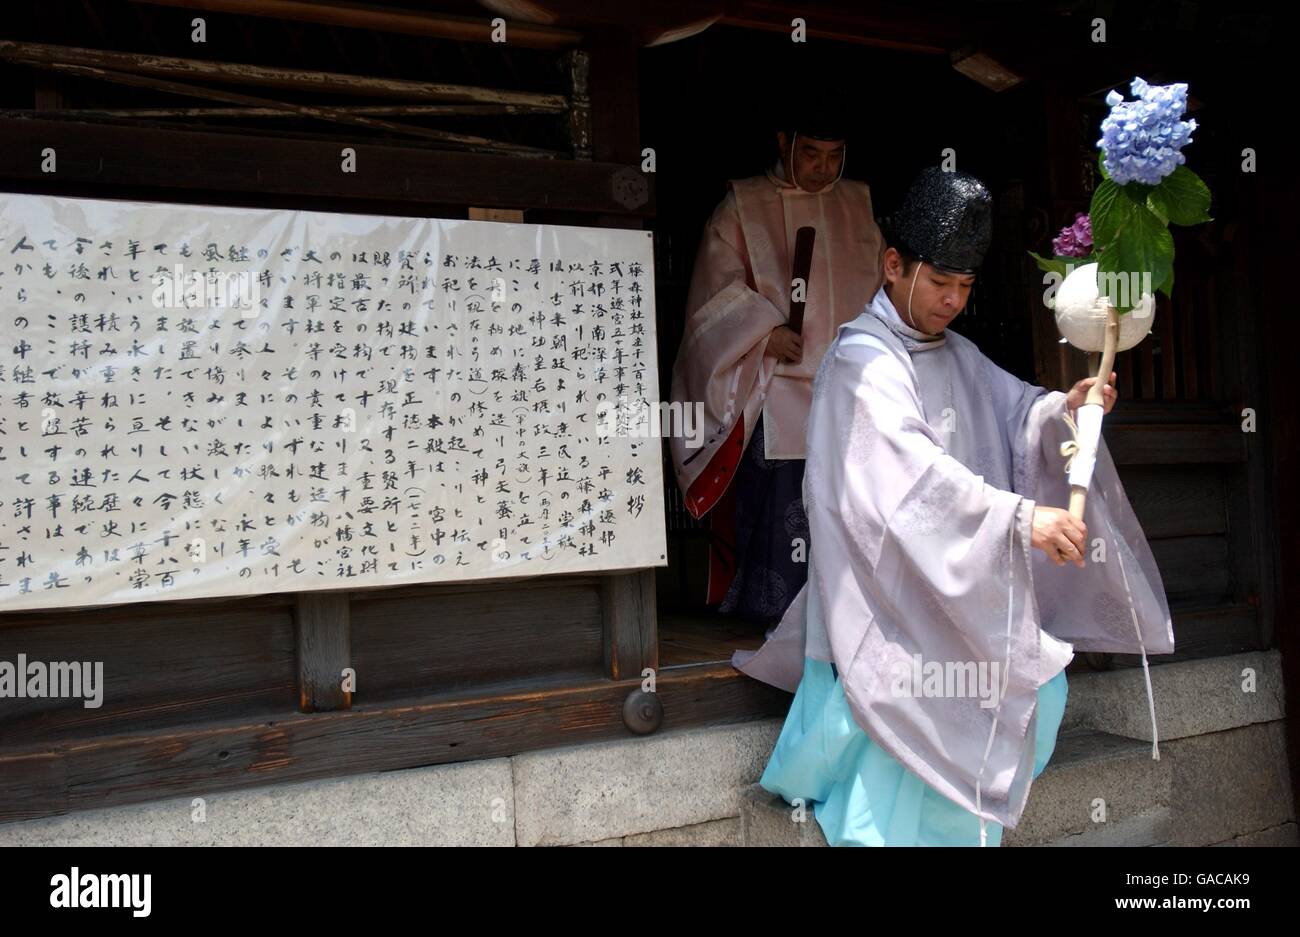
(1059, 650), (1283, 742)
(1038, 807), (1173, 846)
(1005, 728), (1170, 846)
(739, 728), (1170, 847)
(739, 784), (827, 847)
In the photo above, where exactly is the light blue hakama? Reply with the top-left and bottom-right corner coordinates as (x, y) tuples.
(760, 657), (1068, 847)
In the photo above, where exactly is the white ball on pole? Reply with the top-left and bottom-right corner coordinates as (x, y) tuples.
(1054, 262), (1156, 353)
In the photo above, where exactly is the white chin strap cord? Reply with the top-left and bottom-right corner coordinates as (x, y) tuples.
(904, 260), (924, 331)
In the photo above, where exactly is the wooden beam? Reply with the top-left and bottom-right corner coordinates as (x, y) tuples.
(0, 117), (655, 216)
(719, 0), (965, 54)
(462, 0), (724, 46)
(0, 104), (564, 119)
(127, 0), (584, 50)
(31, 61), (561, 157)
(295, 593), (352, 713)
(0, 41), (568, 107)
(0, 753), (67, 822)
(0, 663), (786, 823)
(468, 207), (525, 223)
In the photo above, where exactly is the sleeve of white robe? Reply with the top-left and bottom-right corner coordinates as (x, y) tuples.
(668, 192), (787, 497)
(803, 334), (1074, 827)
(991, 363), (1175, 657)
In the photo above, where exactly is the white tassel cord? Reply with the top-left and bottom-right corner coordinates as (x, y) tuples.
(1108, 515), (1161, 760)
(975, 516), (1020, 847)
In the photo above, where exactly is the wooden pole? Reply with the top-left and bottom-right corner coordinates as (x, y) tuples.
(787, 226), (816, 335)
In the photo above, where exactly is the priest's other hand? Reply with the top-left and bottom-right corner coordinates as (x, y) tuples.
(1031, 506), (1088, 568)
(765, 325), (803, 363)
(1066, 371), (1118, 414)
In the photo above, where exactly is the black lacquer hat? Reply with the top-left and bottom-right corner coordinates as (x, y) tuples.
(883, 166), (993, 274)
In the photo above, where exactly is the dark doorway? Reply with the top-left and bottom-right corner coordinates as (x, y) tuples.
(642, 25), (1050, 661)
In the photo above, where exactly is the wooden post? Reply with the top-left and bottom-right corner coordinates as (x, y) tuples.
(601, 569), (658, 681)
(563, 49), (592, 160)
(295, 592), (352, 712)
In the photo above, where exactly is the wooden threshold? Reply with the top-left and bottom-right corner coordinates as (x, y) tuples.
(659, 612), (765, 668)
(0, 659), (789, 824)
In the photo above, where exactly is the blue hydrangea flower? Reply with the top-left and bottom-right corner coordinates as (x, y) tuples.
(1097, 77), (1197, 186)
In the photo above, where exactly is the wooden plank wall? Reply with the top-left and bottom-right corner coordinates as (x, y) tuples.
(0, 566), (743, 823)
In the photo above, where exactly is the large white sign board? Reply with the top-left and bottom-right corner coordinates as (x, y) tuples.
(0, 193), (665, 612)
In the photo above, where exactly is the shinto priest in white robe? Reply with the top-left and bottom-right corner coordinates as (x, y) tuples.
(733, 285), (1175, 830)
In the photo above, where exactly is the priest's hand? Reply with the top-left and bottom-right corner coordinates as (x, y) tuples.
(1031, 506), (1088, 568)
(1066, 371), (1118, 415)
(765, 325), (803, 363)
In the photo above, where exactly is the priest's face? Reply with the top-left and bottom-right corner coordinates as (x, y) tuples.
(883, 248), (976, 335)
(776, 132), (844, 192)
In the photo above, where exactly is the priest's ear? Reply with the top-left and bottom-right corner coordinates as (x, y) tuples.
(882, 247), (919, 285)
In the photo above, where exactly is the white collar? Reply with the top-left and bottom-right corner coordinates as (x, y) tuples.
(867, 287), (946, 351)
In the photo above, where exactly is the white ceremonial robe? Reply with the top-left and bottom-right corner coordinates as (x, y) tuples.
(734, 286), (1174, 829)
(668, 163), (882, 517)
